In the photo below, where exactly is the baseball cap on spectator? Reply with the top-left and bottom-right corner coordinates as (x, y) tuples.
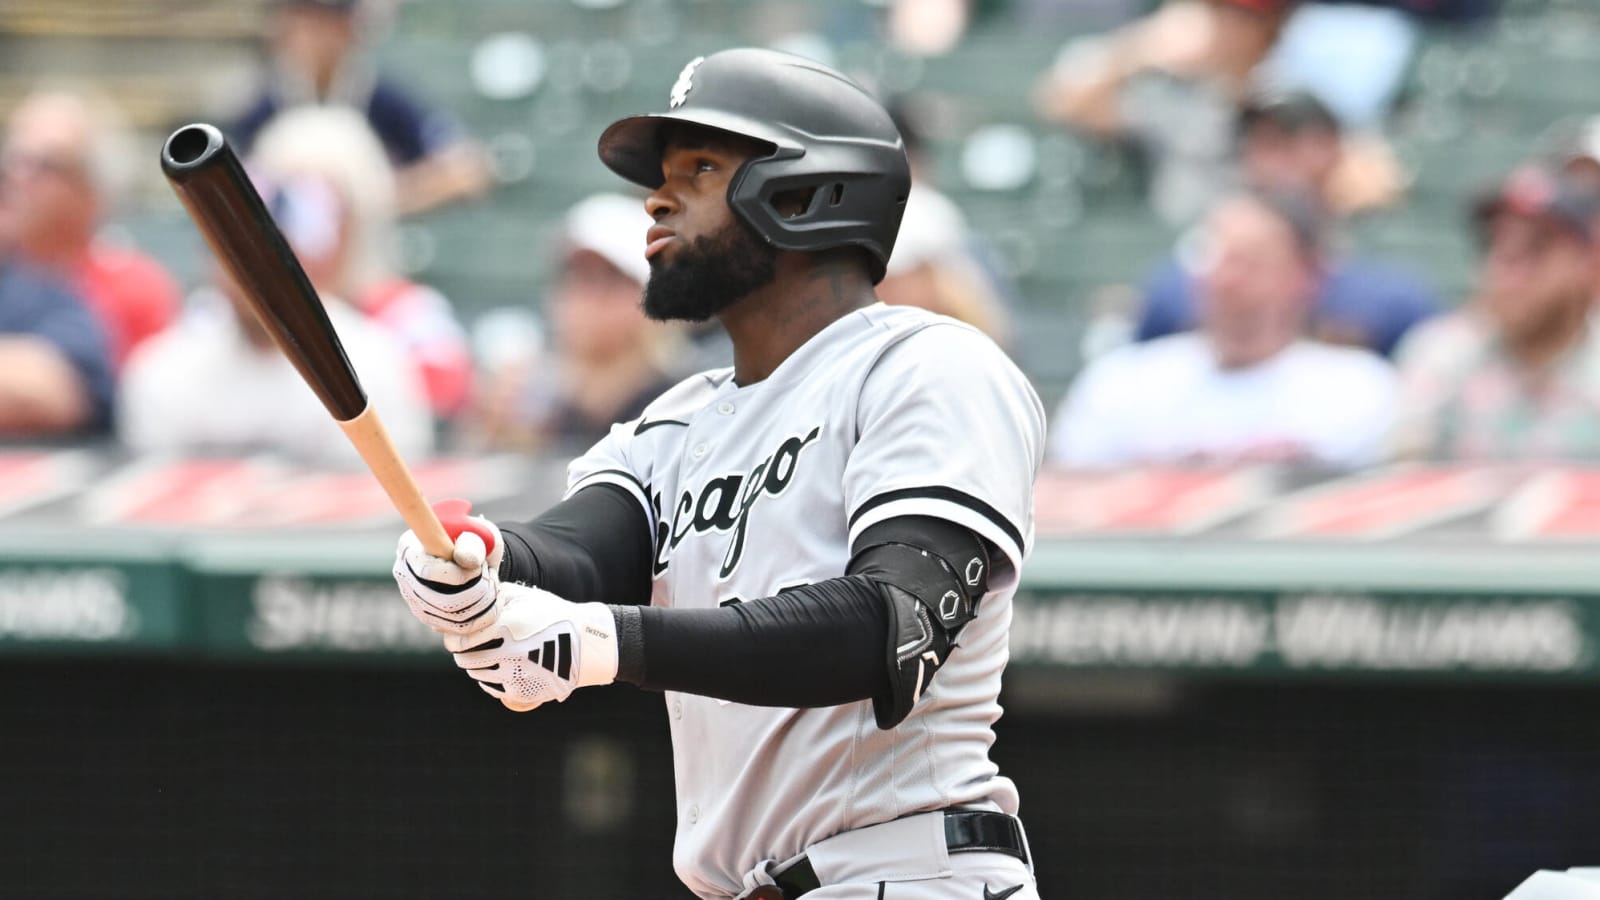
(886, 187), (967, 277)
(561, 193), (654, 285)
(1571, 117), (1600, 166)
(1472, 165), (1600, 245)
(1239, 88), (1340, 136)
(1536, 114), (1600, 166)
(1547, 115), (1600, 192)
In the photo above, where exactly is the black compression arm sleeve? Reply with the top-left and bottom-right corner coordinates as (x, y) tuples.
(610, 578), (890, 707)
(606, 515), (986, 707)
(496, 483), (654, 607)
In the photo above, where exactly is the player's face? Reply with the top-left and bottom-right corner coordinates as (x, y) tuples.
(640, 129), (778, 322)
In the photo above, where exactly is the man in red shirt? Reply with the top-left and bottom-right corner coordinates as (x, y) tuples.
(1, 90), (180, 369)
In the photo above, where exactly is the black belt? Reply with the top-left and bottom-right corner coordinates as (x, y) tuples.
(764, 810), (1028, 899)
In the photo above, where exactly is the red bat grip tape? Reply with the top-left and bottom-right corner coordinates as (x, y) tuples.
(431, 499), (498, 559)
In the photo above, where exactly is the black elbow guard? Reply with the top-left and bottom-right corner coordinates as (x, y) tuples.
(848, 517), (991, 729)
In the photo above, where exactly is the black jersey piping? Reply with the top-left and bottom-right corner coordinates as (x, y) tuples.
(848, 486), (1024, 556)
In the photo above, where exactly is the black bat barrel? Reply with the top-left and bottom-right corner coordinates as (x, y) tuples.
(160, 123), (368, 422)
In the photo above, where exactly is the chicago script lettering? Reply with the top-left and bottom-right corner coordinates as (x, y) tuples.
(652, 426), (821, 578)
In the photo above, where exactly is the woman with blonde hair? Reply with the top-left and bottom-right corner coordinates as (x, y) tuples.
(248, 105), (475, 421)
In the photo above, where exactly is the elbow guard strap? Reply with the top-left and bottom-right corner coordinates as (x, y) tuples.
(848, 517), (991, 729)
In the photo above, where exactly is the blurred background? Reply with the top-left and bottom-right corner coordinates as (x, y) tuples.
(1, 0), (1600, 897)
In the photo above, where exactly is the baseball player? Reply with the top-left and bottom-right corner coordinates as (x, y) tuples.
(393, 48), (1046, 900)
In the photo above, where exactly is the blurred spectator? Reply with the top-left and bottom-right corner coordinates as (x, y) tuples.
(1135, 90), (1436, 357)
(1033, 0), (1295, 224)
(1256, 1), (1417, 130)
(886, 0), (971, 56)
(1051, 190), (1396, 469)
(247, 106), (474, 422)
(1, 89), (180, 369)
(878, 101), (1014, 346)
(879, 187), (1012, 345)
(473, 194), (683, 453)
(230, 0), (492, 216)
(1541, 114), (1600, 195)
(0, 254), (114, 437)
(1237, 89), (1401, 217)
(1033, 0), (1417, 225)
(119, 280), (432, 465)
(118, 112), (434, 466)
(1393, 167), (1600, 461)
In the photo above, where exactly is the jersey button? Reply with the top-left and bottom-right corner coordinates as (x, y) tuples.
(672, 699), (683, 720)
(692, 443), (708, 459)
(687, 805), (699, 825)
(716, 401), (735, 415)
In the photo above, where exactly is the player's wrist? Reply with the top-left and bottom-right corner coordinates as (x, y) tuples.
(573, 602), (621, 688)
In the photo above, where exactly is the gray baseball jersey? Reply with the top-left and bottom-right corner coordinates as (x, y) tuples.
(567, 303), (1046, 898)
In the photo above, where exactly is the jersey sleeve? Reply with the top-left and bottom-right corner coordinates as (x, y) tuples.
(564, 369), (726, 540)
(844, 323), (1045, 590)
(566, 420), (658, 536)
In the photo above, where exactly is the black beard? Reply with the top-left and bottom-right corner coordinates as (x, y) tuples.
(642, 217), (777, 323)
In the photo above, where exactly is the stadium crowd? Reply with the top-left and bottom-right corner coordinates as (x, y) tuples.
(1, 0), (1597, 472)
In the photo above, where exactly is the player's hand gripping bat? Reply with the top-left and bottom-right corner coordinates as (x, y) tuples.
(159, 123), (494, 561)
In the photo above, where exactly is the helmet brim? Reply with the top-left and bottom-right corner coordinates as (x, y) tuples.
(598, 109), (794, 189)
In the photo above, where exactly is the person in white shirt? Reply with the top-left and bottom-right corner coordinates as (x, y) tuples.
(1050, 189), (1396, 470)
(119, 280), (433, 467)
(118, 111), (435, 467)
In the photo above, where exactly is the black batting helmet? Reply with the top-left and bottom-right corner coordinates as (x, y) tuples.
(598, 48), (911, 283)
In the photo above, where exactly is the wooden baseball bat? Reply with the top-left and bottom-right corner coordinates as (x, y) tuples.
(159, 123), (462, 558)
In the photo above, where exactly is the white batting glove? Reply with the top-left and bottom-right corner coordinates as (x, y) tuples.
(445, 583), (619, 712)
(392, 515), (505, 635)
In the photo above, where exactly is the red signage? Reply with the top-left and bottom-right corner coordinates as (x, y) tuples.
(1257, 466), (1507, 538)
(1035, 468), (1273, 536)
(79, 458), (510, 528)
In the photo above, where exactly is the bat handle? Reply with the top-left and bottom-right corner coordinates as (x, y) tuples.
(336, 403), (455, 559)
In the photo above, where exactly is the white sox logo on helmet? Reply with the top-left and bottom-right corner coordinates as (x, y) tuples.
(669, 56), (706, 109)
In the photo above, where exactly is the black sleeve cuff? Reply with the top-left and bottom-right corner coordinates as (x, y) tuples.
(611, 604), (647, 687)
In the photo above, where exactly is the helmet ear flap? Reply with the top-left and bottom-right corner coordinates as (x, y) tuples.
(727, 150), (907, 282)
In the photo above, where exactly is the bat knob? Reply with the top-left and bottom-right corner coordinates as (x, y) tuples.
(432, 498), (497, 559)
(161, 123), (226, 176)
